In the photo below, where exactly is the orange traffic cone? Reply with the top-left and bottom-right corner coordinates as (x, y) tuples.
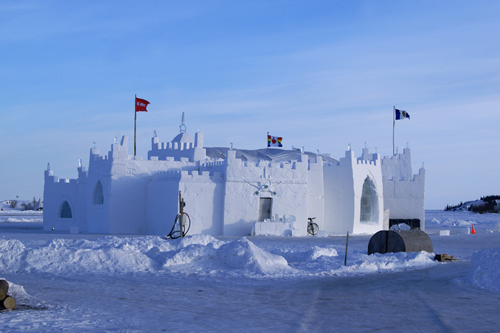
(471, 225), (476, 234)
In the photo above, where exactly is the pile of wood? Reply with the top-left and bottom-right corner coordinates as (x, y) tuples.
(0, 279), (16, 310)
(434, 253), (460, 262)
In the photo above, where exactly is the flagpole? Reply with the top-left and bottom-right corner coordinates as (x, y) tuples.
(134, 94), (137, 156)
(392, 106), (395, 156)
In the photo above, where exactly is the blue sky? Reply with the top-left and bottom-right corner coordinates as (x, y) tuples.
(1, 1), (499, 209)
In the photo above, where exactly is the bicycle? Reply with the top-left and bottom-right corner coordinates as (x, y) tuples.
(166, 193), (191, 239)
(166, 211), (191, 239)
(307, 217), (319, 236)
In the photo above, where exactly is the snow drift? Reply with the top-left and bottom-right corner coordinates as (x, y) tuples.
(0, 234), (438, 279)
(466, 247), (500, 293)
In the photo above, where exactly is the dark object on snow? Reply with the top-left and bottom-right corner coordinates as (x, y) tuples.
(434, 254), (459, 262)
(389, 219), (420, 229)
(368, 229), (433, 255)
(1, 296), (16, 310)
(0, 279), (8, 296)
(0, 279), (16, 310)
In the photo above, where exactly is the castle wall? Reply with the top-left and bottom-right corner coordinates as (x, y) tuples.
(146, 173), (180, 235)
(323, 161), (345, 234)
(324, 150), (384, 235)
(352, 154), (384, 234)
(223, 150), (311, 236)
(43, 169), (80, 232)
(86, 147), (112, 233)
(381, 148), (413, 180)
(307, 155), (325, 230)
(148, 131), (206, 162)
(179, 171), (225, 235)
(76, 166), (89, 233)
(146, 170), (225, 236)
(43, 131), (426, 237)
(383, 168), (426, 229)
(381, 148), (426, 229)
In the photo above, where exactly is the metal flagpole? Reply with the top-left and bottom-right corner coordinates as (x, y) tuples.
(392, 106), (395, 156)
(134, 94), (137, 156)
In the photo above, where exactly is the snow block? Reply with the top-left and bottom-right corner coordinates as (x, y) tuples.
(459, 227), (470, 235)
(439, 230), (450, 236)
(253, 221), (299, 237)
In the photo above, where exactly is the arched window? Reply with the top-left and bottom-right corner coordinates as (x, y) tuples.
(59, 201), (73, 218)
(93, 180), (104, 205)
(360, 177), (375, 223)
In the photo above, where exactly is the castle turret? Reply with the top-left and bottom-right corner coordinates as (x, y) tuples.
(148, 131), (207, 162)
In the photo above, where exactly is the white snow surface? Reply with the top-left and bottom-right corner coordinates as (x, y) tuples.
(1, 210), (500, 331)
(466, 247), (500, 293)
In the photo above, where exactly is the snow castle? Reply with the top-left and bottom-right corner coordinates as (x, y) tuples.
(43, 129), (425, 236)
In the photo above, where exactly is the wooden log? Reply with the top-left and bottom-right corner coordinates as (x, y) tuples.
(0, 279), (8, 294)
(0, 288), (6, 301)
(434, 253), (460, 262)
(1, 296), (16, 310)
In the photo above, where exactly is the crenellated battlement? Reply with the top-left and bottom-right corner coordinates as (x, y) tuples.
(381, 148), (415, 180)
(382, 167), (425, 182)
(152, 170), (182, 179)
(382, 148), (411, 162)
(148, 131), (206, 162)
(356, 159), (377, 166)
(152, 169), (223, 181)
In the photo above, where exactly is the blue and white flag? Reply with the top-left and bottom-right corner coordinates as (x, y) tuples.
(395, 109), (410, 120)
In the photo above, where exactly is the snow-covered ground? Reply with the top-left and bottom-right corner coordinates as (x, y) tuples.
(1, 210), (499, 332)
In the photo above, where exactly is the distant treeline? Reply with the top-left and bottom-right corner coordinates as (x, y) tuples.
(445, 195), (500, 213)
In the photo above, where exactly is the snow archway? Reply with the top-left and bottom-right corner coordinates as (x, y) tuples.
(93, 180), (104, 205)
(360, 177), (378, 223)
(59, 200), (73, 218)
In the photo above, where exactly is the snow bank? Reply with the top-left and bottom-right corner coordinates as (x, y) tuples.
(217, 237), (293, 275)
(348, 251), (436, 275)
(0, 234), (437, 279)
(466, 247), (500, 293)
(425, 210), (499, 232)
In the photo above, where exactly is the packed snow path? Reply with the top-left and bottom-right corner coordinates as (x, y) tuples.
(1, 210), (499, 332)
(2, 255), (499, 332)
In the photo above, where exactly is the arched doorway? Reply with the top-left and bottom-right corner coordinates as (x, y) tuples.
(360, 177), (378, 223)
(93, 180), (104, 205)
(59, 200), (73, 218)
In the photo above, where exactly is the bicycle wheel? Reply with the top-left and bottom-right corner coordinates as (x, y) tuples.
(168, 212), (191, 239)
(307, 222), (319, 236)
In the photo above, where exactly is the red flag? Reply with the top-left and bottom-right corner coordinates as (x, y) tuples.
(135, 97), (150, 112)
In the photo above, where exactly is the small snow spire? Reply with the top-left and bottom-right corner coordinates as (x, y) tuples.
(179, 112), (186, 133)
(407, 142), (409, 149)
(348, 143), (351, 151)
(230, 142), (233, 150)
(78, 159), (82, 168)
(47, 163), (50, 171)
(365, 142), (367, 149)
(114, 137), (117, 144)
(154, 130), (157, 137)
(93, 142), (96, 148)
(317, 149), (320, 155)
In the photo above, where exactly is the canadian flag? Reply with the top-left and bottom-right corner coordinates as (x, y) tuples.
(135, 97), (150, 112)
